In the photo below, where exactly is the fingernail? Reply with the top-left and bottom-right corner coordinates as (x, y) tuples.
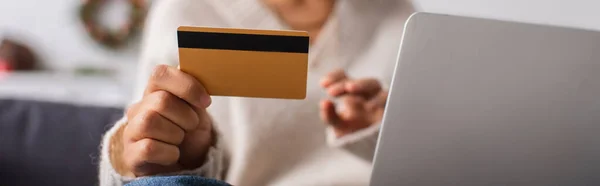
(200, 95), (212, 108)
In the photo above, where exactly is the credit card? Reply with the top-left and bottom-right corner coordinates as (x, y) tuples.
(177, 26), (309, 99)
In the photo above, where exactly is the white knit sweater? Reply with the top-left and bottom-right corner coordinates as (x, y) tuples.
(99, 0), (415, 185)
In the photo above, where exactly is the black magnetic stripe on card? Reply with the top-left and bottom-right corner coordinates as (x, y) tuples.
(178, 31), (309, 53)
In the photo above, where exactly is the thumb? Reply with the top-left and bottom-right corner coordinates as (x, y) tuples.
(320, 99), (360, 138)
(367, 91), (388, 111)
(178, 110), (213, 169)
(364, 91), (388, 124)
(320, 99), (342, 126)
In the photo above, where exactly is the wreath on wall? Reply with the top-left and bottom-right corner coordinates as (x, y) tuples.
(79, 0), (147, 50)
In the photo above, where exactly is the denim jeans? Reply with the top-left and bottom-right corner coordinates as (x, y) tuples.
(125, 175), (231, 186)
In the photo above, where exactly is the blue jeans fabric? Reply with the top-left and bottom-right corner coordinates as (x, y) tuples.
(125, 175), (231, 186)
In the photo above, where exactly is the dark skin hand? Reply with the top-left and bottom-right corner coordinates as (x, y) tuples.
(320, 69), (388, 137)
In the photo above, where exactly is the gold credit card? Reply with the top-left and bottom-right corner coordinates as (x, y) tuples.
(177, 26), (309, 99)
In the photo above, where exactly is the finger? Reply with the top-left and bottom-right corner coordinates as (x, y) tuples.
(190, 107), (213, 131)
(326, 81), (349, 97)
(339, 95), (367, 121)
(178, 125), (213, 169)
(125, 110), (185, 145)
(126, 139), (180, 168)
(320, 69), (348, 87)
(345, 78), (382, 99)
(145, 64), (211, 108)
(320, 99), (342, 125)
(368, 90), (389, 109)
(143, 91), (200, 131)
(366, 91), (388, 123)
(126, 103), (141, 121)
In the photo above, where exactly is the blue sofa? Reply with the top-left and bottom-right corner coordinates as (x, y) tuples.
(0, 98), (124, 186)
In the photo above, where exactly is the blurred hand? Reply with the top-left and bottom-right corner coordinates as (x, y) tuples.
(112, 64), (214, 177)
(320, 69), (388, 138)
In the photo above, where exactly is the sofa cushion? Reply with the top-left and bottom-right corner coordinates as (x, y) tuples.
(0, 98), (123, 186)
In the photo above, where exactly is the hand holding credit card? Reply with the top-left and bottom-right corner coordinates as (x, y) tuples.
(177, 26), (309, 99)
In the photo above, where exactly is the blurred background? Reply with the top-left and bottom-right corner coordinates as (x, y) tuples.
(0, 0), (148, 107)
(1, 0), (599, 107)
(0, 0), (599, 185)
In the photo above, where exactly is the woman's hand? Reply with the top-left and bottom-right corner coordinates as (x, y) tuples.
(112, 64), (214, 177)
(320, 69), (388, 138)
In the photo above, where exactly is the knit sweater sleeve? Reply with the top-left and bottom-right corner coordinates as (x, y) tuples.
(325, 123), (381, 162)
(98, 118), (225, 186)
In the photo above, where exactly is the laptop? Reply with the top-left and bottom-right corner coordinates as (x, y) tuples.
(371, 12), (600, 186)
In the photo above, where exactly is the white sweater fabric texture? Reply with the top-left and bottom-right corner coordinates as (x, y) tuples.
(99, 0), (415, 185)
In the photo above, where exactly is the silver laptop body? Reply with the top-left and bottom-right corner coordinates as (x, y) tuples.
(371, 12), (600, 186)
